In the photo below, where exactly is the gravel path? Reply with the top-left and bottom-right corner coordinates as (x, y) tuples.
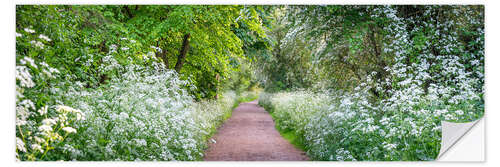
(203, 100), (309, 161)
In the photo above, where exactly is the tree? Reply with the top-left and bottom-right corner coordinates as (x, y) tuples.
(16, 5), (270, 99)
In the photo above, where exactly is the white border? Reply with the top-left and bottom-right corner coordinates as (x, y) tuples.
(3, 0), (498, 167)
(14, 0), (485, 5)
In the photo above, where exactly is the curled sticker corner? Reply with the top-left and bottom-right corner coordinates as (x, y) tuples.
(437, 118), (482, 160)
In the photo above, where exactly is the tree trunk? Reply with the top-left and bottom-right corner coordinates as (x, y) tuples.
(368, 26), (387, 98)
(156, 50), (169, 69)
(175, 33), (191, 73)
(124, 6), (134, 18)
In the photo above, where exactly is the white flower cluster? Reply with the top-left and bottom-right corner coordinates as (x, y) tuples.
(150, 46), (162, 52)
(260, 90), (442, 160)
(16, 56), (62, 129)
(376, 5), (483, 122)
(17, 87), (83, 160)
(16, 65), (35, 88)
(16, 39), (85, 160)
(24, 28), (35, 34)
(99, 55), (121, 73)
(29, 40), (44, 49)
(38, 34), (51, 42)
(15, 24), (237, 160)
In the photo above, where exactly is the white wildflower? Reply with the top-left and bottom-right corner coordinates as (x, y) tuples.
(16, 66), (35, 88)
(24, 28), (35, 33)
(42, 118), (56, 125)
(38, 124), (52, 132)
(38, 34), (51, 42)
(34, 136), (45, 143)
(471, 60), (480, 66)
(109, 44), (118, 52)
(30, 40), (44, 49)
(31, 144), (43, 153)
(383, 142), (398, 150)
(56, 105), (78, 113)
(37, 106), (48, 115)
(62, 127), (77, 133)
(21, 57), (37, 68)
(150, 46), (162, 52)
(76, 111), (85, 121)
(16, 137), (26, 152)
(134, 139), (147, 146)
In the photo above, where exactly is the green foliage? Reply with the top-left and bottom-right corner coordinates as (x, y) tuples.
(223, 58), (258, 93)
(16, 5), (270, 100)
(237, 90), (261, 103)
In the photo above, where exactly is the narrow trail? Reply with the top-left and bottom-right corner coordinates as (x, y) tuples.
(203, 100), (309, 161)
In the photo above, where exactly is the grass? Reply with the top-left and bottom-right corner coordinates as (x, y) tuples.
(236, 91), (260, 103)
(205, 96), (240, 139)
(269, 110), (308, 153)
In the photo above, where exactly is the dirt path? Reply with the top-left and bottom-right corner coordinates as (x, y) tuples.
(203, 100), (309, 161)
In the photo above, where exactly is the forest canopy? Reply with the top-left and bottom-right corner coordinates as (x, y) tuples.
(16, 5), (272, 100)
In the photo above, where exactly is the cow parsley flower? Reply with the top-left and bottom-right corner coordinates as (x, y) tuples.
(34, 136), (45, 143)
(16, 137), (26, 152)
(42, 118), (56, 125)
(109, 44), (118, 52)
(134, 139), (147, 146)
(62, 127), (77, 133)
(16, 66), (35, 88)
(31, 144), (43, 153)
(150, 46), (162, 52)
(24, 28), (35, 33)
(38, 34), (51, 42)
(37, 106), (48, 115)
(30, 40), (44, 49)
(383, 142), (398, 150)
(21, 57), (37, 68)
(56, 105), (81, 114)
(38, 124), (52, 132)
